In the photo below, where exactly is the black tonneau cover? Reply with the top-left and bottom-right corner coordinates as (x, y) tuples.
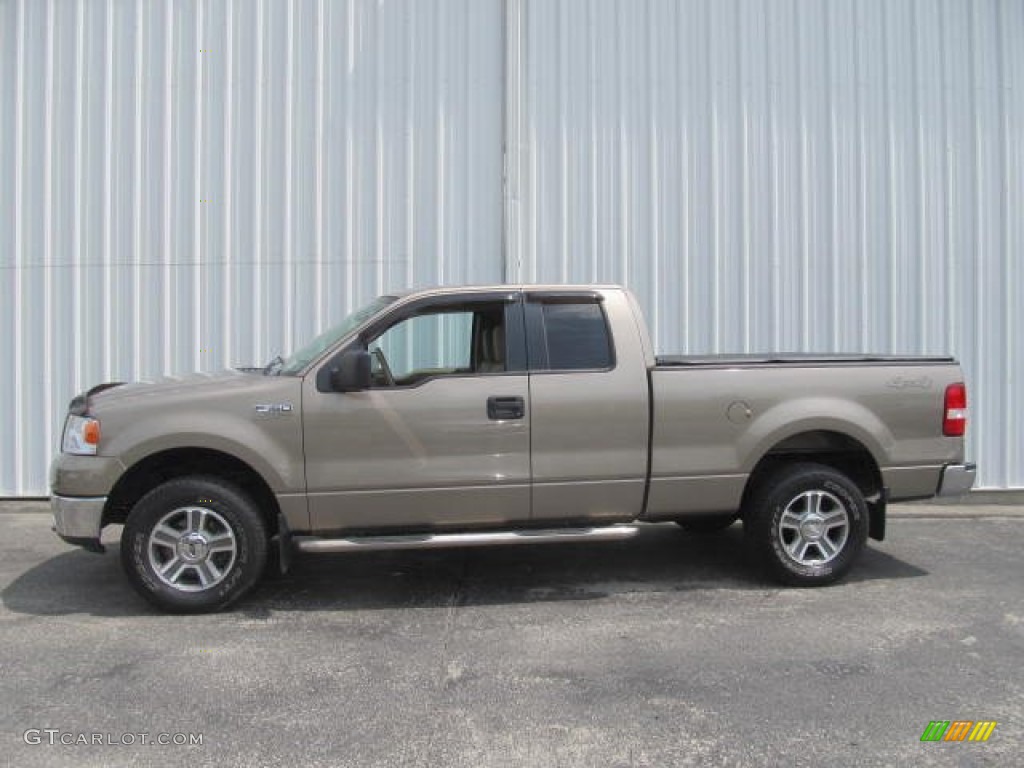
(655, 353), (956, 368)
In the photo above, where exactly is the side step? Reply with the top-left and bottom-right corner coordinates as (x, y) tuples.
(293, 525), (638, 554)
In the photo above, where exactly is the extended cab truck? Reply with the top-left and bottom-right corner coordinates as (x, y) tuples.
(50, 285), (976, 612)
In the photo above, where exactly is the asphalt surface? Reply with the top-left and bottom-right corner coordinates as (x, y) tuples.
(1, 503), (1021, 767)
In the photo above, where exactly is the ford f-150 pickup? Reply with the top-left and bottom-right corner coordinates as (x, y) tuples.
(50, 284), (976, 612)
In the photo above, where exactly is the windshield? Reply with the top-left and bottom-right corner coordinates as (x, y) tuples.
(277, 295), (396, 375)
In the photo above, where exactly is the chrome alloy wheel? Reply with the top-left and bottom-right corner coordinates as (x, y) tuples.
(147, 506), (237, 592)
(777, 490), (850, 566)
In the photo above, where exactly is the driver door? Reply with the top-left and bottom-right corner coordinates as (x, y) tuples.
(301, 293), (531, 533)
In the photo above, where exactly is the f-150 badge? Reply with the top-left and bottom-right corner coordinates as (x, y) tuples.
(254, 403), (294, 415)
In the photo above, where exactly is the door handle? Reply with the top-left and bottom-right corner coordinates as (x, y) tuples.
(487, 396), (525, 420)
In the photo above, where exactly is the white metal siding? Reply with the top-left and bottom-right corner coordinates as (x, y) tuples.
(0, 0), (504, 495)
(3, 0), (1021, 494)
(507, 0), (1023, 489)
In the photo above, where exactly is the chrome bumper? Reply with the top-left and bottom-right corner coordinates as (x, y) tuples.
(51, 494), (107, 553)
(937, 463), (977, 497)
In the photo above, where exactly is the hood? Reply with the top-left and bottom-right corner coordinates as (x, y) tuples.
(83, 369), (284, 412)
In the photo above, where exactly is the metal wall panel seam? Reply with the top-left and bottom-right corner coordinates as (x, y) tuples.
(854, 2), (868, 354)
(966, 0), (984, 479)
(161, 0), (173, 375)
(192, 2), (203, 373)
(224, 0), (235, 368)
(502, 0), (515, 283)
(73, 0), (83, 397)
(284, 0), (294, 353)
(374, 3), (384, 298)
(995, 0), (1013, 488)
(314, 0), (324, 331)
(910, 0), (925, 353)
(647, 0), (660, 349)
(43, 0), (54, 474)
(824, 0), (838, 352)
(343, 0), (354, 312)
(434, 5), (446, 286)
(253, 0), (265, 364)
(404, 0), (415, 290)
(13, 0), (25, 494)
(968, 0), (988, 483)
(132, 0), (143, 379)
(101, 0), (111, 381)
(766, 4), (781, 353)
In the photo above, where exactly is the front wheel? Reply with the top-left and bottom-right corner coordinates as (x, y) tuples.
(745, 463), (868, 587)
(121, 476), (268, 613)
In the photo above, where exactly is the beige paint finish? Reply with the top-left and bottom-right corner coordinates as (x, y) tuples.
(646, 361), (965, 516)
(645, 475), (749, 518)
(525, 288), (650, 523)
(302, 373), (531, 532)
(87, 370), (307, 495)
(50, 454), (127, 498)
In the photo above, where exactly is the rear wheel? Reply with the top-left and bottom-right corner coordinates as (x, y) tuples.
(120, 476), (268, 612)
(745, 463), (868, 586)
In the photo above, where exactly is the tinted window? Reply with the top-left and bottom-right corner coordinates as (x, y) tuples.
(374, 311), (474, 383)
(542, 303), (612, 370)
(367, 303), (508, 386)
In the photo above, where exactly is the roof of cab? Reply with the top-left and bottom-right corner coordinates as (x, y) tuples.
(386, 283), (624, 300)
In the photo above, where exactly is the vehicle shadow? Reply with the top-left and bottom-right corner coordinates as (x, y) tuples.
(2, 523), (927, 618)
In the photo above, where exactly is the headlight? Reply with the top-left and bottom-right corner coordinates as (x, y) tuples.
(62, 415), (101, 455)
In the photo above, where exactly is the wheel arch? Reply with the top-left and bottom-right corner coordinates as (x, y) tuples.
(103, 447), (281, 537)
(740, 430), (886, 540)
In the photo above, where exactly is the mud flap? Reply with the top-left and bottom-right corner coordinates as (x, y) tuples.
(276, 513), (293, 575)
(868, 488), (888, 542)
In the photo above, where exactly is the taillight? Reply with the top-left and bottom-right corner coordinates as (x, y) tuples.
(943, 382), (967, 437)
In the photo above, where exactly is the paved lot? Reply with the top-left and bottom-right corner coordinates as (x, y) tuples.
(1, 504), (1022, 767)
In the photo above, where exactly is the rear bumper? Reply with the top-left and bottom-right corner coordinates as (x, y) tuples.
(937, 463), (977, 497)
(51, 494), (107, 553)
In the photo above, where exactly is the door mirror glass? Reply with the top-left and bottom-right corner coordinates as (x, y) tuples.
(329, 350), (371, 392)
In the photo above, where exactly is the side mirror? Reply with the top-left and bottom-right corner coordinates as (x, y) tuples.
(329, 350), (371, 392)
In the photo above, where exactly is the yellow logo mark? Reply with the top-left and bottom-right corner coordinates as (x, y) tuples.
(968, 721), (997, 742)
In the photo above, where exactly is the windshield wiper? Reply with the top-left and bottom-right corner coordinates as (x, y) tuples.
(263, 354), (284, 376)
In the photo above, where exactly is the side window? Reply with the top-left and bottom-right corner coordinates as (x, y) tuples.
(541, 302), (613, 370)
(368, 304), (507, 387)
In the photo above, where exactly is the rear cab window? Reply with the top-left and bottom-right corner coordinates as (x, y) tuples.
(526, 294), (615, 371)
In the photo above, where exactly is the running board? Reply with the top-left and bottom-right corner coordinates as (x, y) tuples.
(293, 525), (639, 554)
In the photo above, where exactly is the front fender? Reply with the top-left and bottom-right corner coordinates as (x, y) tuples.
(101, 412), (304, 494)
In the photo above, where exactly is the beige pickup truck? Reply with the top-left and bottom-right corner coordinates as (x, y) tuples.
(50, 285), (975, 612)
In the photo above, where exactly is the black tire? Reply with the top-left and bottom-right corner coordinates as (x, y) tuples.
(744, 463), (868, 586)
(120, 476), (268, 613)
(674, 514), (740, 534)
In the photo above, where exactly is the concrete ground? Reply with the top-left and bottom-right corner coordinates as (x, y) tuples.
(1, 501), (1021, 767)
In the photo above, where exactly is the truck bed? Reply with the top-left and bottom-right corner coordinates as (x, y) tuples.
(644, 355), (965, 521)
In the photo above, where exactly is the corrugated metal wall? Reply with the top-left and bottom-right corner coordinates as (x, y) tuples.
(0, 0), (505, 495)
(2, 0), (1021, 494)
(506, 0), (1023, 489)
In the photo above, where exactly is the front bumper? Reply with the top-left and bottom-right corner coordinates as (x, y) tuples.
(937, 463), (977, 497)
(51, 494), (107, 553)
